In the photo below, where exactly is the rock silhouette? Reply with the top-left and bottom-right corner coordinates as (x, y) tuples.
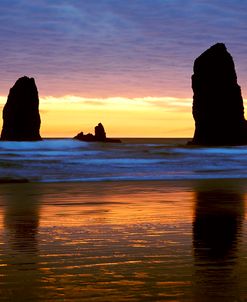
(190, 43), (247, 145)
(193, 184), (244, 301)
(1, 76), (41, 141)
(74, 123), (121, 143)
(95, 123), (106, 141)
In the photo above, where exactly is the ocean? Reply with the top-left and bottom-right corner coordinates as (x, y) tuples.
(1, 137), (247, 183)
(1, 139), (247, 301)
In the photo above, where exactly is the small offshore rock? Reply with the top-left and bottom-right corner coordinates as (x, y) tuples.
(74, 123), (121, 143)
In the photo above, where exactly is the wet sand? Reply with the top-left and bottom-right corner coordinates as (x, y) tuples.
(0, 179), (247, 301)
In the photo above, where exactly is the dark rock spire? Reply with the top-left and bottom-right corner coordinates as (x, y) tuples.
(1, 76), (41, 141)
(190, 43), (247, 145)
(95, 123), (106, 141)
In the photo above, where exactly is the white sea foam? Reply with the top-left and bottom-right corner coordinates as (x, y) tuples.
(0, 138), (247, 182)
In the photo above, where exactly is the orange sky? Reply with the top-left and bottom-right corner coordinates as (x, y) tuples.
(0, 95), (247, 138)
(0, 95), (194, 138)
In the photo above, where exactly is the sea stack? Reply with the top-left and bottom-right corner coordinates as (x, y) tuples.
(190, 43), (247, 145)
(74, 123), (121, 143)
(95, 123), (106, 141)
(1, 76), (41, 141)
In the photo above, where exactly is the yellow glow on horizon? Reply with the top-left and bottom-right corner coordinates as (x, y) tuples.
(39, 95), (193, 137)
(2, 95), (246, 138)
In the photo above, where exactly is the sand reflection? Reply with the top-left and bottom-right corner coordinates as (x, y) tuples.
(0, 184), (42, 300)
(193, 181), (245, 301)
(35, 182), (194, 300)
(0, 182), (195, 301)
(1, 180), (246, 301)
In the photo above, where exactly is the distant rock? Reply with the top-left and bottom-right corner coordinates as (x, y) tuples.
(189, 43), (247, 145)
(74, 123), (121, 143)
(95, 123), (106, 141)
(74, 132), (95, 142)
(1, 76), (41, 141)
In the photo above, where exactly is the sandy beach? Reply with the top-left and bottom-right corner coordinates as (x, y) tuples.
(0, 179), (247, 301)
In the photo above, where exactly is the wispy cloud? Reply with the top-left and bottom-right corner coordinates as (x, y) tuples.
(38, 95), (192, 113)
(1, 93), (247, 116)
(0, 1), (247, 98)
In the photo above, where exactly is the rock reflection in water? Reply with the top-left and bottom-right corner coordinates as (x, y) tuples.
(193, 183), (245, 301)
(0, 184), (42, 300)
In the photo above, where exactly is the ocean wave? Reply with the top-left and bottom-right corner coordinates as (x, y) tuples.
(1, 138), (247, 183)
(0, 139), (88, 151)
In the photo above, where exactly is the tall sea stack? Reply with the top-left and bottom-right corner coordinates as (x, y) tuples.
(190, 43), (247, 145)
(1, 76), (41, 141)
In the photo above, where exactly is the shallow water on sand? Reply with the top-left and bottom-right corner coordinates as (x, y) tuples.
(0, 180), (247, 301)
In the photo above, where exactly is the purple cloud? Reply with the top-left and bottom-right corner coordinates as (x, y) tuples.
(0, 0), (247, 98)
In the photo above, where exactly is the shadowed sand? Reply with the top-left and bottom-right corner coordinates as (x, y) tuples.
(0, 180), (247, 301)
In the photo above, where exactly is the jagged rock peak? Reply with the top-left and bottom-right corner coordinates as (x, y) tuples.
(1, 76), (42, 141)
(190, 43), (247, 145)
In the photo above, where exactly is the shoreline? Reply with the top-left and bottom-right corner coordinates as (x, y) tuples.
(1, 177), (247, 184)
(1, 178), (247, 194)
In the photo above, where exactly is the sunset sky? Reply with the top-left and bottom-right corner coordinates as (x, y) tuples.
(1, 0), (247, 137)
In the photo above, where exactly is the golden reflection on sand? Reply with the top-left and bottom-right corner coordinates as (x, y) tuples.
(38, 183), (193, 227)
(0, 180), (247, 301)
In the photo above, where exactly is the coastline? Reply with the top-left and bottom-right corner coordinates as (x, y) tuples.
(1, 176), (247, 186)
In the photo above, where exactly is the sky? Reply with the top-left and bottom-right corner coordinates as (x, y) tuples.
(0, 0), (247, 137)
